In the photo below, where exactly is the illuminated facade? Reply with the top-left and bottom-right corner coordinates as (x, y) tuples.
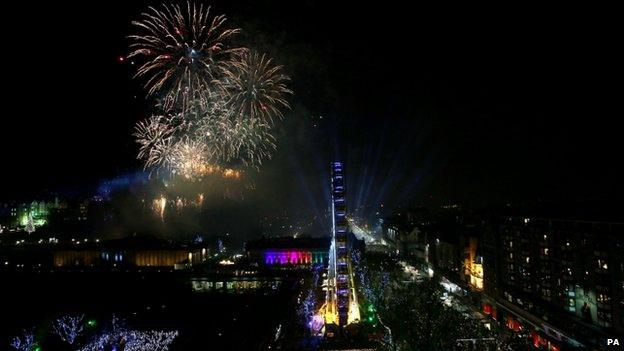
(52, 246), (209, 268)
(132, 250), (191, 267)
(464, 237), (484, 291)
(469, 259), (484, 290)
(54, 250), (101, 267)
(246, 237), (330, 268)
(264, 250), (326, 265)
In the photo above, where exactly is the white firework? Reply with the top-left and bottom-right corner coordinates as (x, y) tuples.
(134, 115), (177, 168)
(128, 1), (244, 110)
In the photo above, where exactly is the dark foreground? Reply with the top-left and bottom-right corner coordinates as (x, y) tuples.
(1, 270), (299, 350)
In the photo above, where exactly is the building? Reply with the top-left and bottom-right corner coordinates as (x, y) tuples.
(482, 216), (624, 349)
(425, 213), (484, 292)
(245, 236), (330, 267)
(51, 237), (210, 269)
(53, 249), (195, 268)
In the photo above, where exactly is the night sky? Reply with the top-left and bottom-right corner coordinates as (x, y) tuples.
(1, 1), (621, 218)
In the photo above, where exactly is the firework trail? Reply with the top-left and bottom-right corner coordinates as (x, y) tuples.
(128, 2), (244, 110)
(152, 195), (167, 221)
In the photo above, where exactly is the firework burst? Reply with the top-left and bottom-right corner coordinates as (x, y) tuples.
(133, 115), (176, 168)
(134, 97), (280, 178)
(221, 51), (292, 124)
(195, 100), (276, 168)
(128, 2), (244, 110)
(168, 137), (210, 178)
(130, 3), (292, 180)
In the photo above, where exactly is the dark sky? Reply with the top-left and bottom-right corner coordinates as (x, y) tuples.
(1, 1), (621, 218)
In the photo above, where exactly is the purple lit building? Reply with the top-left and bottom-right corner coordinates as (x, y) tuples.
(245, 237), (329, 268)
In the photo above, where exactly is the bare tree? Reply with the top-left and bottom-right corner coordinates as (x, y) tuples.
(53, 314), (85, 345)
(10, 330), (35, 351)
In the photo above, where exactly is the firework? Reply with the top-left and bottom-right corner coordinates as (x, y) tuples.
(128, 2), (243, 109)
(133, 115), (176, 168)
(130, 4), (292, 179)
(197, 193), (204, 205)
(135, 100), (278, 178)
(168, 137), (210, 178)
(195, 100), (276, 168)
(221, 51), (292, 123)
(152, 195), (167, 221)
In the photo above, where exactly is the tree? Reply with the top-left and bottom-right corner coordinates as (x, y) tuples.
(359, 254), (492, 351)
(126, 330), (179, 351)
(10, 330), (35, 351)
(79, 330), (178, 351)
(78, 315), (178, 351)
(53, 314), (85, 345)
(380, 278), (490, 351)
(25, 212), (35, 234)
